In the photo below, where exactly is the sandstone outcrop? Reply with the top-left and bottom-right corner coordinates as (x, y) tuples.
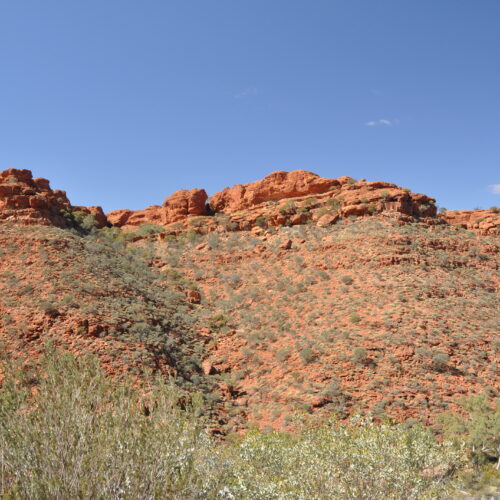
(209, 170), (342, 212)
(338, 180), (436, 218)
(107, 188), (208, 229)
(442, 209), (500, 235)
(106, 206), (163, 228)
(0, 168), (108, 228)
(104, 170), (437, 234)
(73, 205), (109, 229)
(12, 168), (500, 238)
(163, 188), (208, 222)
(0, 168), (71, 226)
(201, 173), (436, 233)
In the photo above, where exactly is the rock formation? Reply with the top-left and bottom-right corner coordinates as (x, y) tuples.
(442, 209), (500, 235)
(106, 170), (437, 233)
(163, 188), (209, 222)
(8, 168), (500, 238)
(0, 168), (108, 228)
(209, 170), (342, 212)
(107, 188), (208, 229)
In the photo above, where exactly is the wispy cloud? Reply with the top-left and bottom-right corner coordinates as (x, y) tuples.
(234, 87), (259, 99)
(365, 119), (393, 127)
(489, 184), (500, 195)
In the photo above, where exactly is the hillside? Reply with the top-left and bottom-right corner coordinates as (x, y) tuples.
(0, 167), (498, 434)
(160, 217), (498, 431)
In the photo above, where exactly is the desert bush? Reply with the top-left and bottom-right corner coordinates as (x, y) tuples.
(349, 312), (361, 324)
(352, 347), (367, 364)
(436, 393), (500, 469)
(0, 349), (465, 499)
(0, 348), (226, 499)
(299, 347), (315, 364)
(136, 222), (164, 236)
(228, 418), (461, 499)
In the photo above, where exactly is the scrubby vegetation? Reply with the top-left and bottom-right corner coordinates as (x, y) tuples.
(0, 222), (205, 386)
(0, 213), (498, 497)
(0, 349), (470, 499)
(153, 218), (499, 430)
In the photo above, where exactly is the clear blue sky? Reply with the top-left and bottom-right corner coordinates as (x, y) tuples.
(1, 1), (499, 212)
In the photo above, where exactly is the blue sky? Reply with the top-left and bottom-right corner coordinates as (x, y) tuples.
(1, 1), (499, 212)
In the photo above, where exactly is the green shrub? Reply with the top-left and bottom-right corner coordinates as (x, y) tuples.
(326, 198), (342, 210)
(432, 352), (450, 372)
(349, 312), (361, 324)
(255, 216), (268, 228)
(0, 348), (224, 499)
(275, 348), (290, 362)
(436, 393), (500, 469)
(352, 347), (367, 364)
(0, 350), (466, 499)
(136, 222), (164, 236)
(230, 419), (461, 499)
(299, 347), (315, 364)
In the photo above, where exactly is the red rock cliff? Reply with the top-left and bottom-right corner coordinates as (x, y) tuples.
(0, 169), (108, 228)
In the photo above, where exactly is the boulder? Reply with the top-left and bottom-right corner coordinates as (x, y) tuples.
(162, 188), (208, 223)
(317, 213), (339, 227)
(280, 239), (293, 250)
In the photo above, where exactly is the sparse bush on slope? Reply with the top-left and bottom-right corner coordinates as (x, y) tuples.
(0, 223), (202, 381)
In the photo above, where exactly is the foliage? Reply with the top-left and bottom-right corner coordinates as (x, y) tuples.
(0, 350), (463, 499)
(228, 419), (461, 499)
(0, 348), (224, 499)
(135, 222), (165, 236)
(436, 393), (500, 469)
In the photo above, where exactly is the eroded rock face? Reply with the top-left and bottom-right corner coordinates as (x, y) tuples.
(339, 181), (437, 218)
(73, 206), (109, 229)
(0, 169), (109, 228)
(442, 209), (500, 235)
(162, 189), (208, 223)
(106, 206), (163, 228)
(105, 171), (439, 233)
(208, 171), (436, 225)
(0, 168), (71, 227)
(209, 170), (343, 212)
(106, 209), (136, 227)
(107, 188), (208, 229)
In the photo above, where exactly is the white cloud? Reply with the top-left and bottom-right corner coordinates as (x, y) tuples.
(234, 87), (259, 99)
(489, 184), (500, 194)
(365, 119), (393, 127)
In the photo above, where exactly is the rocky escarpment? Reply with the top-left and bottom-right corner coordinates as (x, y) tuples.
(0, 169), (108, 228)
(209, 170), (339, 212)
(2, 168), (497, 237)
(108, 170), (438, 233)
(209, 170), (435, 218)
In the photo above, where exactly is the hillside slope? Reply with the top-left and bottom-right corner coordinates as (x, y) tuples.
(149, 216), (499, 431)
(0, 167), (498, 433)
(0, 222), (203, 386)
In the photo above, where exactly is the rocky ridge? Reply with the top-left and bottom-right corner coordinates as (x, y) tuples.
(107, 170), (441, 233)
(2, 168), (499, 236)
